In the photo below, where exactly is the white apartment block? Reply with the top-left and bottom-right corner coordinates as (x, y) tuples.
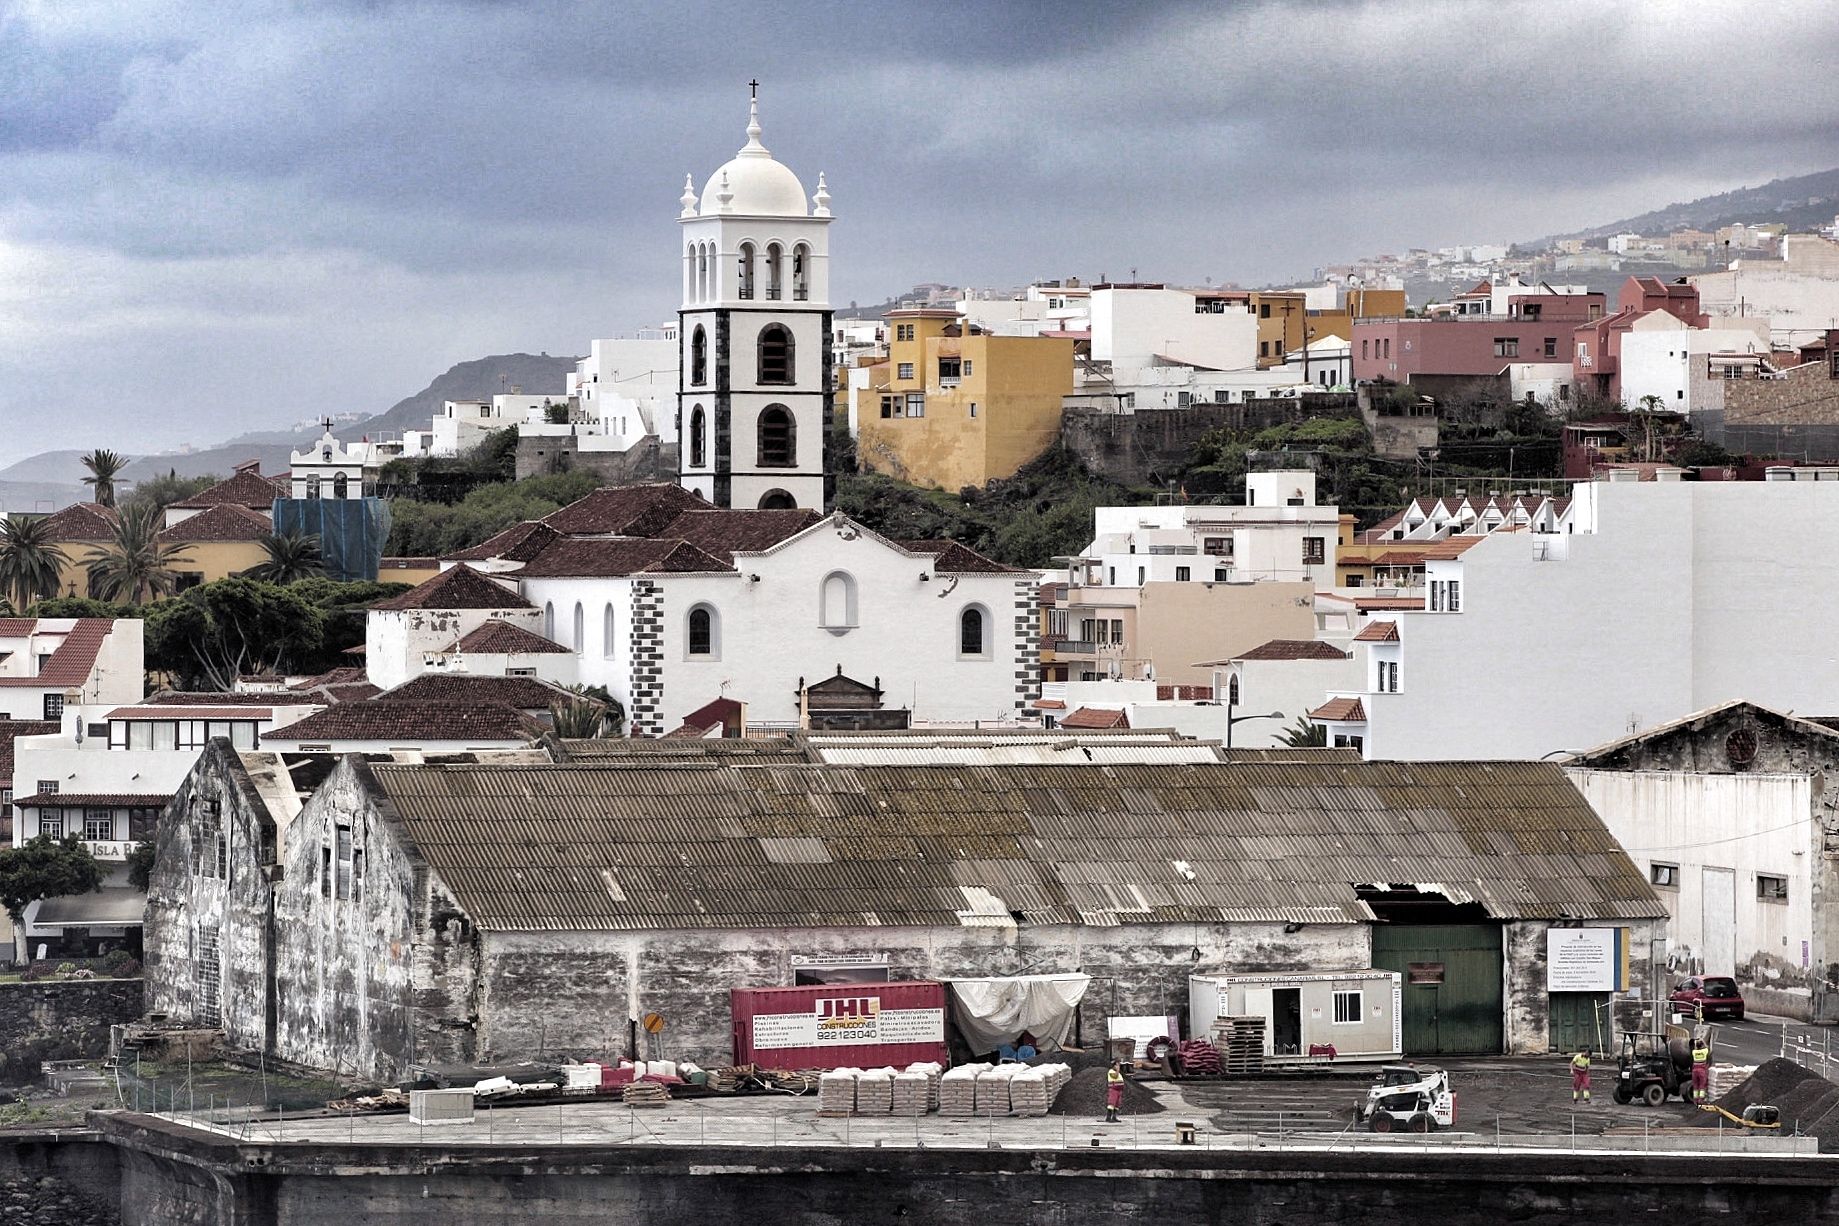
(1077, 471), (1341, 589)
(1617, 314), (1771, 414)
(1311, 480), (1839, 760)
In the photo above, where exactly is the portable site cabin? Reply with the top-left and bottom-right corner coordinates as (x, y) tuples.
(1190, 969), (1402, 1062)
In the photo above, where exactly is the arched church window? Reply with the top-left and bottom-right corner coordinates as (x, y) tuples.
(758, 489), (796, 510)
(572, 603), (585, 655)
(332, 472), (348, 499)
(765, 243), (784, 301)
(688, 604), (718, 658)
(758, 405), (796, 468)
(738, 242), (756, 300)
(603, 603), (616, 660)
(758, 325), (794, 385)
(690, 406), (706, 468)
(1228, 674), (1241, 707)
(691, 326), (707, 386)
(959, 606), (989, 658)
(544, 602), (555, 640)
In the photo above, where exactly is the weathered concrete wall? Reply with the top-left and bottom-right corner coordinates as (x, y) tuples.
(84, 1116), (1839, 1226)
(273, 759), (418, 1082)
(1060, 396), (1357, 487)
(515, 435), (679, 483)
(1503, 918), (1666, 1055)
(1359, 406), (1440, 460)
(0, 1133), (119, 1225)
(471, 922), (1372, 1068)
(0, 979), (144, 1082)
(144, 741), (283, 1053)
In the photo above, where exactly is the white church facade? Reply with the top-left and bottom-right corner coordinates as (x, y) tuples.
(676, 93), (833, 512)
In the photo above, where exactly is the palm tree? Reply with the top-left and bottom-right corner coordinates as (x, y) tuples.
(1278, 716), (1327, 748)
(80, 449), (129, 508)
(0, 515), (68, 611)
(248, 531), (324, 584)
(85, 504), (193, 605)
(549, 686), (624, 738)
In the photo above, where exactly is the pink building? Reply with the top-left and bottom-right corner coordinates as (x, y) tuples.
(1572, 278), (1709, 401)
(1354, 296), (1605, 387)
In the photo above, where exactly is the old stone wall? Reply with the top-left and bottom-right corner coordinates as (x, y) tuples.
(143, 742), (280, 1054)
(1060, 396), (1358, 487)
(0, 979), (144, 1082)
(1359, 407), (1440, 460)
(272, 760), (418, 1082)
(0, 1135), (119, 1226)
(514, 435), (679, 483)
(1502, 918), (1666, 1055)
(471, 921), (1372, 1068)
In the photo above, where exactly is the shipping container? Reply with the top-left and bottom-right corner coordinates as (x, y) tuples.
(732, 981), (949, 1071)
(1190, 969), (1402, 1063)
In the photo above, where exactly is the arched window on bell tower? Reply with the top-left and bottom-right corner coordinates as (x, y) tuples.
(765, 243), (784, 301)
(691, 326), (707, 386)
(690, 406), (707, 468)
(759, 324), (793, 385)
(738, 242), (756, 300)
(758, 405), (795, 467)
(793, 243), (810, 302)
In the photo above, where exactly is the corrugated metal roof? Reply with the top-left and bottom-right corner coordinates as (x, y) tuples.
(365, 759), (1664, 933)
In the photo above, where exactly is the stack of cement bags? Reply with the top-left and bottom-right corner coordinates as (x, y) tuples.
(855, 1068), (895, 1115)
(975, 1065), (1023, 1116)
(906, 1061), (943, 1112)
(939, 1063), (988, 1116)
(1008, 1063), (1074, 1116)
(890, 1070), (931, 1116)
(817, 1069), (860, 1115)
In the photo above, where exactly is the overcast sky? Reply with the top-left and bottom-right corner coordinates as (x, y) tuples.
(3, 0), (1837, 469)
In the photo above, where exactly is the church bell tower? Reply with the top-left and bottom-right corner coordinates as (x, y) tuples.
(676, 87), (833, 511)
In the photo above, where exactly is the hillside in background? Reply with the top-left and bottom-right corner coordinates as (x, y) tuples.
(1533, 166), (1839, 246)
(0, 352), (578, 512)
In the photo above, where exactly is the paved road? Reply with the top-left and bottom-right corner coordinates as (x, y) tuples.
(1701, 1013), (1837, 1071)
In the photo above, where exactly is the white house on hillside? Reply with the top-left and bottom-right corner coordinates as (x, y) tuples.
(1310, 479), (1839, 760)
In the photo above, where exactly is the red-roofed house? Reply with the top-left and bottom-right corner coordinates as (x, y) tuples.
(366, 565), (547, 691)
(0, 618), (144, 722)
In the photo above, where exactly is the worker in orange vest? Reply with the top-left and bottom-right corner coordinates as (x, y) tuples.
(1570, 1049), (1592, 1103)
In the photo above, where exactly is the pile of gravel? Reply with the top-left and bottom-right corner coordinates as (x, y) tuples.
(1696, 1057), (1839, 1149)
(1048, 1067), (1165, 1117)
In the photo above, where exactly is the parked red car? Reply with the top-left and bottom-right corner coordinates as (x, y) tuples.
(1669, 975), (1746, 1020)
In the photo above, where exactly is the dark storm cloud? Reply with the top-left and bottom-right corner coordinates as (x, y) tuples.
(0, 0), (1835, 466)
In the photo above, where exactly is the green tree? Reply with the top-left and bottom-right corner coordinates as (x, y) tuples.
(126, 841), (156, 892)
(80, 449), (129, 508)
(0, 836), (106, 955)
(144, 578), (326, 690)
(1279, 716), (1328, 748)
(550, 686), (623, 738)
(248, 531), (324, 584)
(0, 515), (68, 612)
(25, 595), (138, 620)
(121, 470), (218, 517)
(284, 577), (411, 673)
(86, 503), (194, 604)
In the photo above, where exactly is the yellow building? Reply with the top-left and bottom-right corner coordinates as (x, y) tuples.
(1248, 291), (1307, 367)
(155, 503), (273, 588)
(34, 502), (121, 600)
(1307, 287), (1408, 352)
(854, 309), (1075, 491)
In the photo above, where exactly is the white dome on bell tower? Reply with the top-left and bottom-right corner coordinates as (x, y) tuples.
(696, 95), (809, 217)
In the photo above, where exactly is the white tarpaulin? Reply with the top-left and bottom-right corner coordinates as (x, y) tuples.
(946, 973), (1091, 1055)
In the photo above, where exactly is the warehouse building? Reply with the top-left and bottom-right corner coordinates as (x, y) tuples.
(144, 741), (1665, 1081)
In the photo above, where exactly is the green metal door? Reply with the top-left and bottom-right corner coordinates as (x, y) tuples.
(1548, 992), (1612, 1054)
(1371, 923), (1504, 1055)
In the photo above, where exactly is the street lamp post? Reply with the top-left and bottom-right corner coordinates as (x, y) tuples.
(1225, 709), (1285, 751)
